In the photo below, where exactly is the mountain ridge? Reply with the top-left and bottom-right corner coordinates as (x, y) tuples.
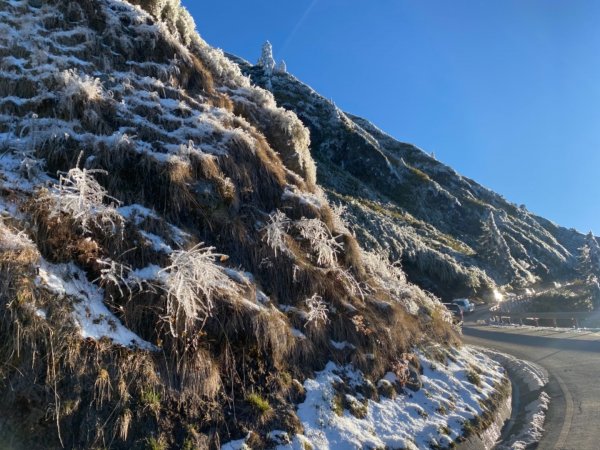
(230, 50), (587, 300)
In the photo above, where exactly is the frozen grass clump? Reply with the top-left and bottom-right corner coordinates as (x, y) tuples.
(262, 210), (291, 257)
(57, 69), (105, 119)
(160, 243), (239, 336)
(304, 294), (329, 328)
(296, 218), (342, 267)
(50, 154), (123, 233)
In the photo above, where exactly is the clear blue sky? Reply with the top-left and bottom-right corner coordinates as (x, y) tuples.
(182, 0), (600, 234)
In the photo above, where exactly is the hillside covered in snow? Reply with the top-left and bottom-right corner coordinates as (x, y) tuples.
(0, 1), (516, 449)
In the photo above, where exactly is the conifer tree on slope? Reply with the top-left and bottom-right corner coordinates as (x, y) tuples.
(257, 41), (276, 77)
(478, 211), (519, 284)
(275, 59), (287, 74)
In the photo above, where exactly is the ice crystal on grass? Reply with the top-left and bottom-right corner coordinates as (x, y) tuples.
(160, 244), (239, 336)
(58, 69), (105, 119)
(96, 258), (144, 299)
(296, 218), (342, 267)
(262, 210), (291, 257)
(52, 153), (122, 233)
(304, 294), (329, 328)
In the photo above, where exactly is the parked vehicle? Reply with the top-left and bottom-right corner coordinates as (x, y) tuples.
(443, 303), (463, 326)
(452, 298), (475, 314)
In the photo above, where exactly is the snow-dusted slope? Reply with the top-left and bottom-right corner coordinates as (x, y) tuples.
(235, 53), (588, 301)
(0, 1), (508, 449)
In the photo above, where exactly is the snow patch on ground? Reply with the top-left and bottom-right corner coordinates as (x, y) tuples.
(36, 259), (155, 351)
(478, 348), (550, 450)
(221, 345), (505, 450)
(478, 349), (548, 391)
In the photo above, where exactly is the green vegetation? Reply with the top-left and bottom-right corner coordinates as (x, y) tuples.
(146, 436), (167, 450)
(246, 393), (271, 414)
(141, 388), (161, 416)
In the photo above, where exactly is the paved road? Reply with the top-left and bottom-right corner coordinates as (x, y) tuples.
(462, 308), (600, 450)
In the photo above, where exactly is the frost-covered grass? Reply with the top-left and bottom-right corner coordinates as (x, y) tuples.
(160, 244), (240, 335)
(51, 154), (123, 232)
(296, 217), (342, 267)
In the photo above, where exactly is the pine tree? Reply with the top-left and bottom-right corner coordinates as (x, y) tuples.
(257, 41), (275, 76)
(478, 211), (518, 283)
(275, 59), (287, 74)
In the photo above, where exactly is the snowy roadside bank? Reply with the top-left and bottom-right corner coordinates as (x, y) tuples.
(222, 345), (509, 449)
(476, 348), (550, 450)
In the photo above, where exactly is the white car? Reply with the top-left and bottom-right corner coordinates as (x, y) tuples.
(452, 298), (475, 314)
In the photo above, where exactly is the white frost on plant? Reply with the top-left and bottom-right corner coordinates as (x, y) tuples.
(159, 243), (240, 335)
(304, 294), (329, 328)
(296, 217), (342, 267)
(275, 59), (287, 74)
(257, 41), (275, 77)
(261, 210), (291, 257)
(51, 153), (122, 233)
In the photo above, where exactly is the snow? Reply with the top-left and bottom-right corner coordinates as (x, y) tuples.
(139, 230), (173, 253)
(330, 340), (356, 350)
(478, 348), (550, 450)
(500, 392), (550, 450)
(291, 328), (306, 339)
(222, 346), (505, 450)
(282, 186), (326, 210)
(220, 437), (250, 450)
(36, 259), (155, 351)
(130, 264), (162, 281)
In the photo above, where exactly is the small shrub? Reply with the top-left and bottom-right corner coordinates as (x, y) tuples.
(146, 436), (167, 450)
(296, 217), (342, 267)
(51, 152), (122, 233)
(436, 405), (448, 416)
(117, 409), (132, 441)
(141, 388), (161, 417)
(160, 243), (239, 336)
(331, 392), (344, 416)
(304, 294), (329, 328)
(262, 210), (290, 257)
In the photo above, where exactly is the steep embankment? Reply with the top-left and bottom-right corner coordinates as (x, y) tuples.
(0, 1), (508, 449)
(234, 52), (587, 301)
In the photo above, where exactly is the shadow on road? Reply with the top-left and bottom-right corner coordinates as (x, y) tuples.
(463, 326), (600, 354)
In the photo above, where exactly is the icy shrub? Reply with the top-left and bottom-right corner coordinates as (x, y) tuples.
(296, 218), (342, 267)
(261, 210), (290, 257)
(304, 294), (329, 328)
(132, 0), (198, 46)
(51, 154), (122, 233)
(159, 244), (239, 336)
(363, 250), (407, 291)
(331, 203), (350, 233)
(96, 258), (144, 298)
(57, 69), (104, 119)
(0, 221), (38, 265)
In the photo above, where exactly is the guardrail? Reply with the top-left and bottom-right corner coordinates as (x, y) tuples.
(491, 310), (591, 328)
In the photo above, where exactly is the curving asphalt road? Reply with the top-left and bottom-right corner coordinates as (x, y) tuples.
(462, 308), (600, 450)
